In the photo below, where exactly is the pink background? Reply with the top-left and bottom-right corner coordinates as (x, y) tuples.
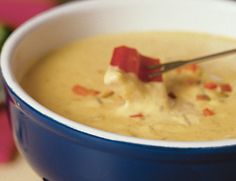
(0, 0), (57, 27)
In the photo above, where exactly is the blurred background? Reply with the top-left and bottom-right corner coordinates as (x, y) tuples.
(0, 0), (74, 180)
(0, 0), (71, 28)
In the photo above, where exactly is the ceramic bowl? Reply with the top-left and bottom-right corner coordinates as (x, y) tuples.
(2, 0), (236, 181)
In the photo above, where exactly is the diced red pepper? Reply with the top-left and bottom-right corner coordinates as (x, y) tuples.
(110, 46), (162, 82)
(204, 82), (218, 90)
(196, 94), (210, 101)
(220, 83), (232, 92)
(185, 78), (201, 86)
(203, 108), (215, 117)
(184, 64), (199, 72)
(176, 64), (199, 73)
(130, 113), (144, 118)
(72, 84), (100, 96)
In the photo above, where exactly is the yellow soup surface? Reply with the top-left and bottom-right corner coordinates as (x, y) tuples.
(21, 32), (236, 141)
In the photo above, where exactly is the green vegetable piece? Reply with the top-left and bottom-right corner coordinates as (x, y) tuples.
(0, 24), (13, 52)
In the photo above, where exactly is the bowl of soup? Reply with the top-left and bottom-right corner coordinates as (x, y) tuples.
(1, 0), (236, 180)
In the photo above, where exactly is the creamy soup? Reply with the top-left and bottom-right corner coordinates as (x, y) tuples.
(21, 32), (236, 141)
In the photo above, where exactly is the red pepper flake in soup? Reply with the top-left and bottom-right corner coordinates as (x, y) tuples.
(184, 64), (199, 72)
(196, 94), (210, 101)
(220, 83), (232, 92)
(130, 113), (144, 118)
(72, 84), (100, 96)
(204, 82), (218, 90)
(203, 108), (215, 117)
(176, 64), (199, 73)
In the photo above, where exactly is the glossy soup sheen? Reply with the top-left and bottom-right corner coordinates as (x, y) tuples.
(21, 32), (236, 141)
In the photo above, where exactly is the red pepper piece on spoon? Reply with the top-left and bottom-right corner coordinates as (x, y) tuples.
(111, 46), (163, 82)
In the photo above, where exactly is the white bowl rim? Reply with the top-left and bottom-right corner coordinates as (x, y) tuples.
(2, 0), (236, 149)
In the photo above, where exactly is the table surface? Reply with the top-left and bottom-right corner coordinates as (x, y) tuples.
(0, 153), (40, 181)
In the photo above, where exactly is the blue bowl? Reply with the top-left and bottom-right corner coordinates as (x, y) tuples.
(2, 0), (236, 181)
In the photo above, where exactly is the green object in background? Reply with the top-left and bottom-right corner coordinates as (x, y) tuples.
(0, 24), (13, 52)
(0, 24), (13, 103)
(57, 0), (77, 4)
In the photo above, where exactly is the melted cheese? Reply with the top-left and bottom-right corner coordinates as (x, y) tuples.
(104, 66), (169, 115)
(21, 32), (236, 141)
